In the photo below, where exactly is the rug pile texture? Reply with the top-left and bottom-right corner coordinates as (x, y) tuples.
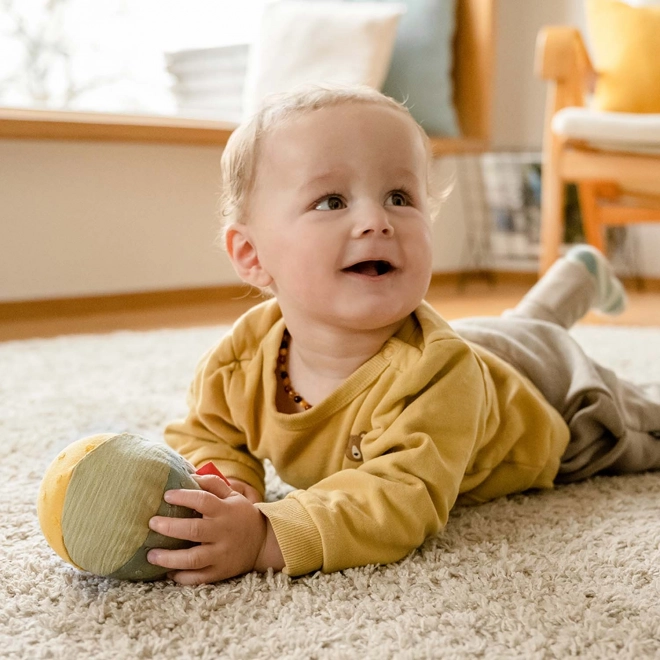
(1, 323), (660, 659)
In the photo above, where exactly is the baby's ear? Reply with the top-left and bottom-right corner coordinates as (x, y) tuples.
(224, 223), (273, 288)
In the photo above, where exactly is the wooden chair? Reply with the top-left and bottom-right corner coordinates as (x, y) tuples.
(535, 26), (660, 274)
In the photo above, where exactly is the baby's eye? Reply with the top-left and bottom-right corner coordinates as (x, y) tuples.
(315, 195), (345, 211)
(386, 191), (409, 207)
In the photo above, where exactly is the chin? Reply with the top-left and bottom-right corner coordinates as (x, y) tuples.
(341, 302), (420, 332)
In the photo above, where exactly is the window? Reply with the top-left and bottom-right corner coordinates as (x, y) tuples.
(0, 0), (265, 116)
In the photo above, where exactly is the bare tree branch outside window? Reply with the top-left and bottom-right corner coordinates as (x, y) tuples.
(0, 0), (176, 114)
(0, 0), (121, 108)
(0, 1), (266, 115)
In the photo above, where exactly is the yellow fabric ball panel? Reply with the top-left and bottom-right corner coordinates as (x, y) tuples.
(37, 433), (117, 568)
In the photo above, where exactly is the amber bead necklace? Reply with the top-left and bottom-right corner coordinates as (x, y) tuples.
(278, 329), (313, 411)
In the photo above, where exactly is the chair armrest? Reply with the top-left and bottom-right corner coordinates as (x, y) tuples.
(535, 26), (595, 109)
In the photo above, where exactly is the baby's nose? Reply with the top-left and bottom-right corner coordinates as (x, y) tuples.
(354, 205), (394, 236)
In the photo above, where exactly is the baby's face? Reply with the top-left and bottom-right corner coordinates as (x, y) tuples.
(246, 102), (434, 332)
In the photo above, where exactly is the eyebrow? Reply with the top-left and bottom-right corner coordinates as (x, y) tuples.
(297, 170), (344, 192)
(391, 168), (423, 183)
(298, 167), (422, 192)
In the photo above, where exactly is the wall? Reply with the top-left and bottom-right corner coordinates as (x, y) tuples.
(0, 140), (235, 300)
(1, 0), (658, 302)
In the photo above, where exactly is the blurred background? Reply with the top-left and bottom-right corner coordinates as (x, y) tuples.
(1, 0), (658, 306)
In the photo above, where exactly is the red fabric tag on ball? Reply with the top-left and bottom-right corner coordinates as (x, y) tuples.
(195, 462), (231, 486)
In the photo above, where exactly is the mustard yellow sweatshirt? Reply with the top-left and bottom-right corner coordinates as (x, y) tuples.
(164, 300), (570, 577)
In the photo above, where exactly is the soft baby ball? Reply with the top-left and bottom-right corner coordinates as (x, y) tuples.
(37, 432), (201, 581)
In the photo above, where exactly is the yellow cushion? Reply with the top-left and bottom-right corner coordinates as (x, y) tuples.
(587, 0), (660, 113)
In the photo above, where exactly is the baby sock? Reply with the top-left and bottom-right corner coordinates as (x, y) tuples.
(565, 245), (627, 315)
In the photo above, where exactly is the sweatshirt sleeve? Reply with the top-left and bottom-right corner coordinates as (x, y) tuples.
(257, 340), (491, 576)
(164, 344), (266, 497)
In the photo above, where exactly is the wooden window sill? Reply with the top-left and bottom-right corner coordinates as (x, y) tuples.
(0, 106), (486, 154)
(0, 107), (237, 146)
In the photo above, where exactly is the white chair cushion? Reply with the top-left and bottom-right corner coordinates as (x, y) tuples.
(619, 0), (660, 6)
(242, 1), (405, 118)
(552, 107), (660, 154)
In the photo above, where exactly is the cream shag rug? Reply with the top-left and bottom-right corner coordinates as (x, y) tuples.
(2, 323), (660, 660)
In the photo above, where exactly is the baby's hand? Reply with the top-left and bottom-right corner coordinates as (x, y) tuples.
(226, 478), (263, 504)
(147, 474), (274, 584)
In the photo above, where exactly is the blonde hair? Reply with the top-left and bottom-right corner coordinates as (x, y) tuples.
(218, 84), (446, 236)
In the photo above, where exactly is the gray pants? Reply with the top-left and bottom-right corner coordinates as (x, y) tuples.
(452, 259), (660, 483)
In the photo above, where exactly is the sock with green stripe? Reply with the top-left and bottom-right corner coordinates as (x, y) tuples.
(565, 244), (627, 315)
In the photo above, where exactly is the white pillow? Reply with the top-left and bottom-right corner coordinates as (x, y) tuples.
(242, 0), (406, 117)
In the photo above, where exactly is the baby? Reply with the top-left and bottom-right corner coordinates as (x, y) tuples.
(146, 85), (660, 585)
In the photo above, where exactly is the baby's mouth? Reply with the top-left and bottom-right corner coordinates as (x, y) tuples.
(343, 260), (395, 276)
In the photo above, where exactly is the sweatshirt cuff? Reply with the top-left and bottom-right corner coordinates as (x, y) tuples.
(255, 496), (324, 577)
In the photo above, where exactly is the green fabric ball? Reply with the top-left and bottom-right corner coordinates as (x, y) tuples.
(38, 433), (200, 581)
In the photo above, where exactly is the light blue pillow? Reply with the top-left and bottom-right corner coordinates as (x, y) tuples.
(348, 0), (460, 137)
